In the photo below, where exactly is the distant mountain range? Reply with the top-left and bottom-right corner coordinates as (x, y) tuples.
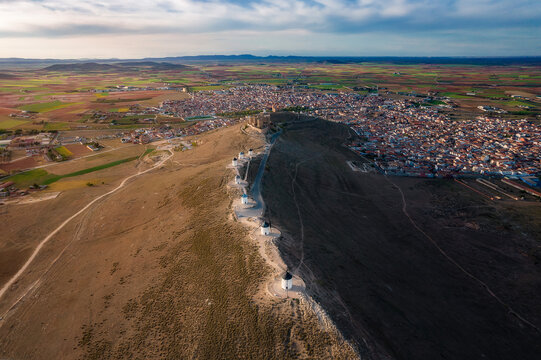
(0, 55), (540, 68)
(0, 72), (17, 79)
(42, 61), (191, 72)
(149, 55), (541, 66)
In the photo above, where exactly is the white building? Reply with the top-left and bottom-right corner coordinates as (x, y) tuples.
(261, 221), (270, 235)
(239, 151), (245, 160)
(232, 157), (238, 166)
(248, 148), (254, 157)
(241, 193), (248, 204)
(235, 175), (241, 184)
(281, 271), (293, 290)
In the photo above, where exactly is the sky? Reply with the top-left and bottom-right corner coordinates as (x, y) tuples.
(0, 0), (540, 59)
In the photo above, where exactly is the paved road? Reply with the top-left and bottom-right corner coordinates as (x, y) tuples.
(248, 130), (281, 216)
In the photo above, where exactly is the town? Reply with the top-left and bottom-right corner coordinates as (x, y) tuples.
(158, 85), (540, 183)
(2, 84), (540, 190)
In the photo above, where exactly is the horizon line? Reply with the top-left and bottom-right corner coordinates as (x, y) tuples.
(1, 54), (541, 61)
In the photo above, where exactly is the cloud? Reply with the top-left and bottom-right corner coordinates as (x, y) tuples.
(0, 0), (539, 57)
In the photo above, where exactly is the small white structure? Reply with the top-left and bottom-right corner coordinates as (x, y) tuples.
(281, 271), (293, 290)
(239, 151), (245, 160)
(261, 221), (270, 235)
(232, 157), (238, 167)
(241, 193), (248, 204)
(235, 175), (241, 184)
(248, 148), (254, 157)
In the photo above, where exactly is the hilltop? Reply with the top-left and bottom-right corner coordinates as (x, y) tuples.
(0, 124), (356, 359)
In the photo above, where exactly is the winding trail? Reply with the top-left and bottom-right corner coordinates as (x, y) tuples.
(232, 129), (309, 299)
(290, 153), (324, 274)
(291, 161), (307, 273)
(0, 149), (174, 315)
(247, 130), (282, 215)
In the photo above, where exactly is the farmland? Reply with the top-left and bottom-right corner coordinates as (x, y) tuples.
(0, 119), (28, 129)
(4, 149), (151, 187)
(0, 58), (539, 360)
(19, 100), (79, 113)
(0, 60), (538, 135)
(5, 168), (57, 187)
(54, 145), (72, 158)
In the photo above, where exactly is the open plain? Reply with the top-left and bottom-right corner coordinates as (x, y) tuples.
(0, 61), (539, 134)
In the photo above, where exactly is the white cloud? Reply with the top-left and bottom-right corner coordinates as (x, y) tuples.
(0, 0), (539, 57)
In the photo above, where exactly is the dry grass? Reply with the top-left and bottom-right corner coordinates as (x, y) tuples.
(77, 130), (357, 359)
(0, 124), (357, 360)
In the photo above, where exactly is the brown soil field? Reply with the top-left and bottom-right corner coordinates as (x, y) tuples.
(0, 156), (41, 172)
(64, 144), (92, 157)
(259, 115), (541, 360)
(0, 124), (356, 359)
(0, 107), (15, 117)
(1, 63), (540, 132)
(137, 91), (190, 107)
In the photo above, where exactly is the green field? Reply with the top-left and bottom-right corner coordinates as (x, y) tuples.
(7, 149), (153, 187)
(424, 99), (447, 106)
(109, 124), (155, 129)
(504, 100), (539, 107)
(0, 119), (29, 129)
(309, 84), (344, 90)
(6, 169), (58, 188)
(18, 100), (77, 113)
(162, 79), (190, 84)
(44, 122), (71, 130)
(189, 85), (230, 91)
(55, 146), (73, 158)
(441, 92), (473, 99)
(185, 115), (214, 121)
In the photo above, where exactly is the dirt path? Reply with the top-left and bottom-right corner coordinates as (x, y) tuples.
(232, 130), (307, 299)
(383, 175), (540, 333)
(0, 148), (173, 319)
(291, 161), (306, 273)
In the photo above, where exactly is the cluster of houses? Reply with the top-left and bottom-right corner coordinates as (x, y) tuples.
(0, 132), (55, 153)
(91, 85), (186, 93)
(478, 105), (507, 114)
(119, 117), (242, 144)
(0, 181), (47, 199)
(4, 85), (536, 192)
(153, 84), (540, 184)
(344, 97), (540, 179)
(158, 85), (367, 118)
